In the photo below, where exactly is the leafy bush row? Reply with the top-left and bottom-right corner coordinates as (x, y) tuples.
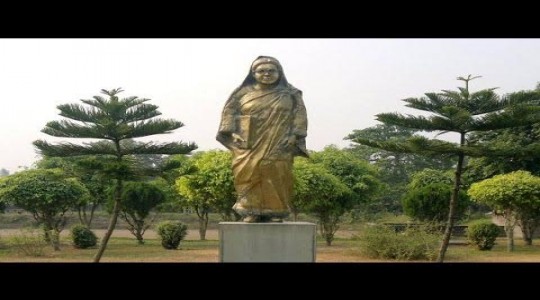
(360, 224), (440, 261)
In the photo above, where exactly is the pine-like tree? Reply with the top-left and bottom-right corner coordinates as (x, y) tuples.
(351, 75), (540, 262)
(34, 88), (197, 262)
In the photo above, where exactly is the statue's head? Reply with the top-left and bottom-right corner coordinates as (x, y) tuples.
(250, 56), (281, 73)
(241, 56), (288, 88)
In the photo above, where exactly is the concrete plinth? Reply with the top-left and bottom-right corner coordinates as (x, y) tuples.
(219, 222), (316, 262)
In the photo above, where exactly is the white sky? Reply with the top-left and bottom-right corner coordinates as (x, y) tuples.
(1, 39), (539, 174)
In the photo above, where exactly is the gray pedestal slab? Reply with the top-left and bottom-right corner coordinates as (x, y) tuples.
(219, 222), (316, 262)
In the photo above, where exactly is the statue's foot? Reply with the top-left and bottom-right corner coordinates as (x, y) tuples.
(242, 215), (282, 223)
(243, 215), (259, 223)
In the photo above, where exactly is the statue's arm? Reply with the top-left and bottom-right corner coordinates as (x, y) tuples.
(292, 90), (307, 139)
(216, 94), (238, 150)
(291, 90), (309, 157)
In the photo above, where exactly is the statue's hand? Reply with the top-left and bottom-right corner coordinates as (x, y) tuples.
(231, 133), (246, 143)
(286, 135), (297, 148)
(231, 132), (248, 149)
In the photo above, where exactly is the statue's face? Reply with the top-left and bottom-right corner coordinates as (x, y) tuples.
(253, 63), (279, 85)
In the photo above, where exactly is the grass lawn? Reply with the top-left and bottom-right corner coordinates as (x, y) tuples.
(1, 229), (540, 262)
(1, 211), (539, 262)
(444, 239), (540, 262)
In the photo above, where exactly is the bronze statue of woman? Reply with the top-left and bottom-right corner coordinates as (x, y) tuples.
(216, 56), (308, 223)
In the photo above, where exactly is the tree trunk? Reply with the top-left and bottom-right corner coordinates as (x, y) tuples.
(43, 224), (52, 243)
(318, 214), (336, 246)
(79, 203), (97, 227)
(136, 231), (144, 244)
(437, 143), (465, 262)
(50, 230), (61, 251)
(93, 180), (122, 263)
(88, 203), (97, 228)
(78, 208), (86, 226)
(135, 220), (145, 244)
(324, 222), (334, 246)
(325, 235), (332, 246)
(198, 211), (208, 240)
(505, 212), (515, 252)
(521, 226), (532, 246)
(322, 219), (331, 246)
(323, 214), (341, 246)
(43, 221), (61, 251)
(519, 218), (534, 246)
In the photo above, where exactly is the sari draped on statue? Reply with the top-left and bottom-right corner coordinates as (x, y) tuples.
(217, 85), (308, 218)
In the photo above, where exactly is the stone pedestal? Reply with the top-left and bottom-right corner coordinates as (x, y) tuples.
(219, 222), (316, 262)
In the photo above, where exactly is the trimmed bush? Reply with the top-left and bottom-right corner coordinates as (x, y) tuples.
(360, 224), (440, 261)
(467, 220), (499, 250)
(70, 224), (98, 249)
(402, 183), (470, 222)
(157, 221), (188, 250)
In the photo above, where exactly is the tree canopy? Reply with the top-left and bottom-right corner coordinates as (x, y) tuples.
(293, 157), (352, 246)
(175, 150), (236, 240)
(0, 168), (89, 250)
(120, 181), (167, 244)
(309, 145), (382, 206)
(468, 170), (540, 247)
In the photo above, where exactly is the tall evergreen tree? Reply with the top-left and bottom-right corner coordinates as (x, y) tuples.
(33, 88), (196, 262)
(351, 75), (540, 262)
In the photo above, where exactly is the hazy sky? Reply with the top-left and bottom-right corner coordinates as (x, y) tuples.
(1, 39), (539, 174)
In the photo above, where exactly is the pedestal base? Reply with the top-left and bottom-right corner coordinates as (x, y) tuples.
(219, 222), (316, 262)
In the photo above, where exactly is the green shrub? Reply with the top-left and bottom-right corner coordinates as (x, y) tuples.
(70, 224), (98, 249)
(467, 220), (499, 250)
(8, 228), (49, 257)
(157, 221), (188, 250)
(360, 224), (440, 261)
(402, 183), (470, 222)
